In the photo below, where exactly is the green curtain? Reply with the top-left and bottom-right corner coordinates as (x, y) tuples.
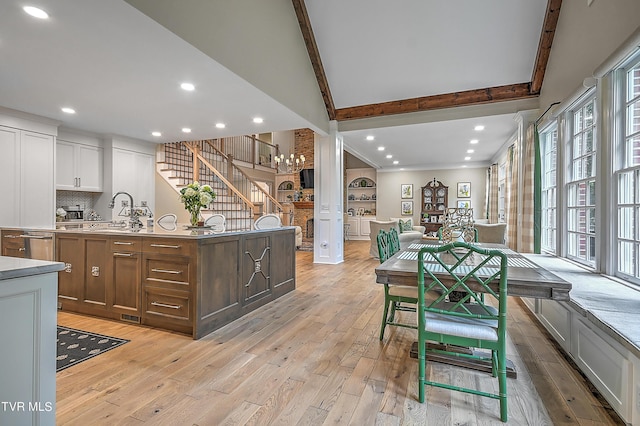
(533, 125), (542, 253)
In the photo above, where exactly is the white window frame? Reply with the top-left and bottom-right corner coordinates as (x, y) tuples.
(565, 96), (597, 268)
(540, 124), (558, 254)
(613, 54), (640, 285)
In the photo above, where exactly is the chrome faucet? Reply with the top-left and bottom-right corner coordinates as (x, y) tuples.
(109, 191), (143, 229)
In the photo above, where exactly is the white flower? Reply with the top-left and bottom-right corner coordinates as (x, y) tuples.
(184, 188), (196, 197)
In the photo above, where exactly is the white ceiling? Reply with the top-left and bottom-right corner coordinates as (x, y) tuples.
(0, 0), (548, 170)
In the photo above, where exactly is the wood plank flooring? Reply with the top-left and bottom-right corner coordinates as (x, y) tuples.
(56, 240), (623, 425)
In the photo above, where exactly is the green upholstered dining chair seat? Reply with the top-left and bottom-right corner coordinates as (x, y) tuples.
(423, 302), (499, 341)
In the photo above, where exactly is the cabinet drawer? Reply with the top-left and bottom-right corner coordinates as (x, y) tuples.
(143, 238), (195, 256)
(144, 257), (191, 288)
(144, 287), (190, 321)
(110, 236), (141, 252)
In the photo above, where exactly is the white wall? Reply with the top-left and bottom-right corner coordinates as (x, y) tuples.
(376, 167), (487, 224)
(540, 1), (640, 110)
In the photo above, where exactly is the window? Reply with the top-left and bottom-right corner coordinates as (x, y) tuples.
(566, 98), (597, 266)
(498, 161), (506, 223)
(615, 58), (640, 283)
(540, 125), (557, 253)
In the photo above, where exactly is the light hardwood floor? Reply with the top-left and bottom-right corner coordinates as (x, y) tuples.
(56, 240), (623, 425)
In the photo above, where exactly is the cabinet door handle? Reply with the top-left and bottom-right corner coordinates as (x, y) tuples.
(151, 268), (182, 275)
(78, 177), (81, 187)
(3, 235), (20, 239)
(151, 301), (181, 309)
(113, 241), (134, 245)
(149, 244), (181, 249)
(18, 247), (26, 252)
(113, 252), (134, 257)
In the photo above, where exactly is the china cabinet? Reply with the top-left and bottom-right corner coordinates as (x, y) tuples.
(421, 178), (448, 234)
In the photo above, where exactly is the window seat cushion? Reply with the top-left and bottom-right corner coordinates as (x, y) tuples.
(524, 254), (640, 357)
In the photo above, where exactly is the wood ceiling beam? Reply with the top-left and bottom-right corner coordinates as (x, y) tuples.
(335, 83), (536, 121)
(295, 0), (560, 122)
(291, 0), (336, 120)
(531, 0), (563, 94)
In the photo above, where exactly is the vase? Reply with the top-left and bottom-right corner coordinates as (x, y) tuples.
(189, 209), (201, 227)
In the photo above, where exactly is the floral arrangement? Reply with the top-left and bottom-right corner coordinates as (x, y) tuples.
(179, 182), (216, 226)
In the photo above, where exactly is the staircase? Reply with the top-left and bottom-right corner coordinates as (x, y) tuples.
(156, 141), (283, 231)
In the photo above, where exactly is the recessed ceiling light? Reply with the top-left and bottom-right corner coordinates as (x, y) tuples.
(182, 128), (191, 133)
(386, 154), (392, 159)
(151, 131), (162, 137)
(393, 161), (399, 165)
(377, 146), (385, 151)
(474, 125), (485, 131)
(180, 82), (195, 91)
(215, 123), (226, 129)
(467, 149), (474, 153)
(61, 107), (75, 114)
(366, 135), (374, 141)
(23, 6), (48, 19)
(470, 139), (479, 144)
(253, 117), (263, 124)
(464, 156), (471, 161)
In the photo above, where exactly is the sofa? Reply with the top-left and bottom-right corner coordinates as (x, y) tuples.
(369, 218), (426, 258)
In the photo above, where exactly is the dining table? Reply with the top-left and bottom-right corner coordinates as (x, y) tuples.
(374, 240), (573, 378)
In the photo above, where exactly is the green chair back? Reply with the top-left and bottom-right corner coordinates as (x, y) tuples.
(416, 241), (508, 422)
(376, 229), (391, 263)
(388, 227), (401, 256)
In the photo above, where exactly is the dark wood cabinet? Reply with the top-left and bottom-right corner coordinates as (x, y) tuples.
(421, 179), (449, 234)
(54, 228), (295, 339)
(109, 236), (142, 318)
(1, 230), (26, 258)
(141, 237), (196, 335)
(56, 233), (109, 313)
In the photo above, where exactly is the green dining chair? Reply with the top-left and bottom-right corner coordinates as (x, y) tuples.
(417, 242), (509, 422)
(377, 229), (418, 340)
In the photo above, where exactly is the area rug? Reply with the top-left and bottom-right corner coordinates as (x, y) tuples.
(56, 326), (129, 372)
(297, 241), (314, 251)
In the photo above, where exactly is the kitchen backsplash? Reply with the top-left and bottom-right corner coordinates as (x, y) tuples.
(56, 191), (98, 212)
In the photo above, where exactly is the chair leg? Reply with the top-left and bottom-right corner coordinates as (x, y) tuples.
(418, 334), (426, 403)
(389, 300), (397, 322)
(379, 294), (391, 341)
(498, 349), (508, 422)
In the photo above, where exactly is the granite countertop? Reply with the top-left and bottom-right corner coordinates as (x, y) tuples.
(0, 256), (65, 280)
(51, 224), (296, 239)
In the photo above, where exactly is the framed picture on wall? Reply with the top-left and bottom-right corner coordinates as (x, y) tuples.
(457, 199), (471, 209)
(401, 201), (413, 215)
(457, 182), (471, 198)
(401, 184), (413, 199)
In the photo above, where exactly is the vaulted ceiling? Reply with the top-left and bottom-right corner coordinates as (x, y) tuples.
(0, 1), (560, 171)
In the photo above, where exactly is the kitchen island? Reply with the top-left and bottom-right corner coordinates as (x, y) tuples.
(52, 225), (296, 339)
(0, 256), (64, 426)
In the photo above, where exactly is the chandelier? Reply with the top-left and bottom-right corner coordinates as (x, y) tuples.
(275, 153), (305, 173)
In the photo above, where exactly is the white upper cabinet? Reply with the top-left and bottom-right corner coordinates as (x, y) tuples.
(56, 140), (103, 191)
(0, 125), (55, 228)
(111, 147), (154, 221)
